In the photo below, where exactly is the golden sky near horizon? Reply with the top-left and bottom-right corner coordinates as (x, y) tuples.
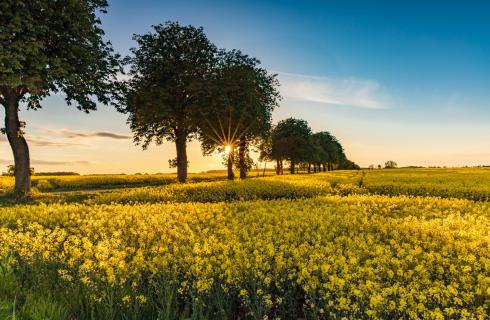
(1, 88), (490, 175)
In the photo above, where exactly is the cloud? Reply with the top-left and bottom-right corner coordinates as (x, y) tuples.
(277, 72), (386, 109)
(0, 134), (88, 147)
(0, 129), (130, 150)
(28, 136), (88, 147)
(0, 159), (91, 166)
(31, 160), (92, 166)
(58, 129), (132, 140)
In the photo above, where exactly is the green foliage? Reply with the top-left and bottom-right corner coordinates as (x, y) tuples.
(0, 0), (121, 110)
(270, 118), (312, 170)
(122, 21), (217, 148)
(268, 120), (358, 173)
(199, 50), (281, 155)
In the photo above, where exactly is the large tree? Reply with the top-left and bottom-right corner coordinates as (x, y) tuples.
(121, 22), (217, 183)
(270, 118), (312, 174)
(199, 50), (280, 180)
(0, 0), (121, 197)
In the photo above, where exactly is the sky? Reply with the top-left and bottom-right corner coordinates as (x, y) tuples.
(2, 0), (490, 174)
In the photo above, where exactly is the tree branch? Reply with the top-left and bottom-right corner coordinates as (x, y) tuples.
(17, 86), (29, 99)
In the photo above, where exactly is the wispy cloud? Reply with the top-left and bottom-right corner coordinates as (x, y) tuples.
(0, 135), (87, 147)
(28, 136), (88, 147)
(58, 130), (132, 140)
(0, 129), (130, 151)
(278, 72), (386, 109)
(31, 160), (92, 166)
(0, 159), (92, 166)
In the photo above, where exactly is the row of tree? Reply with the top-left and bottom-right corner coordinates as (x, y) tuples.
(0, 1), (357, 197)
(259, 118), (359, 175)
(122, 23), (358, 181)
(121, 22), (280, 182)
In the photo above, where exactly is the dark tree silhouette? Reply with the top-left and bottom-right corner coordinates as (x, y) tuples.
(270, 118), (312, 174)
(121, 22), (217, 183)
(385, 160), (398, 169)
(199, 50), (280, 180)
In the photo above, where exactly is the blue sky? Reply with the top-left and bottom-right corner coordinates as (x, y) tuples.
(2, 0), (490, 173)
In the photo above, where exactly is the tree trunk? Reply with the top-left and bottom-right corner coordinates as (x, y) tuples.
(322, 163), (326, 172)
(262, 161), (267, 177)
(4, 93), (31, 197)
(227, 148), (234, 180)
(290, 160), (295, 174)
(308, 163), (311, 174)
(175, 131), (188, 183)
(238, 140), (247, 179)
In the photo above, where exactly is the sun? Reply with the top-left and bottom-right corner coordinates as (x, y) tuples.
(224, 145), (232, 154)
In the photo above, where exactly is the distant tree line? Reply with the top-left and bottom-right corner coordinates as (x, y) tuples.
(259, 118), (359, 174)
(1, 165), (79, 177)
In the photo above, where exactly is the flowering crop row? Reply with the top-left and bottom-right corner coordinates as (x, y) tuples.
(3, 168), (490, 203)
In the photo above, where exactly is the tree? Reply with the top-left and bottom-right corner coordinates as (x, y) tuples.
(310, 131), (339, 172)
(338, 159), (361, 170)
(257, 134), (275, 175)
(0, 0), (121, 197)
(270, 118), (312, 174)
(3, 165), (34, 177)
(199, 50), (280, 180)
(121, 22), (217, 183)
(306, 133), (325, 173)
(385, 160), (398, 169)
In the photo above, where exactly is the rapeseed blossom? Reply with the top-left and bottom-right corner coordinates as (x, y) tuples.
(1, 191), (489, 318)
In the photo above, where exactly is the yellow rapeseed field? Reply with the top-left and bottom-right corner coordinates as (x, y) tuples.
(0, 169), (489, 319)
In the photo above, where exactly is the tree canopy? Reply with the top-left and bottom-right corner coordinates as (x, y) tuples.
(121, 21), (217, 182)
(270, 118), (312, 174)
(198, 49), (280, 179)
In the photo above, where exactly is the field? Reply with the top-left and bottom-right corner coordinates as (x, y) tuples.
(0, 168), (489, 319)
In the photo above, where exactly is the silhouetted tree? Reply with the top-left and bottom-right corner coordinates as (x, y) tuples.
(271, 118), (312, 174)
(3, 165), (34, 177)
(121, 22), (217, 183)
(257, 134), (273, 176)
(385, 160), (398, 169)
(0, 0), (121, 197)
(338, 159), (361, 170)
(199, 50), (280, 180)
